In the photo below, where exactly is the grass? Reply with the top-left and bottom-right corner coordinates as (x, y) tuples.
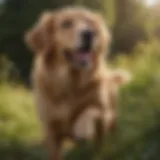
(0, 83), (41, 144)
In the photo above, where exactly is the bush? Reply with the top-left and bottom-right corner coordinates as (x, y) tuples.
(0, 55), (19, 83)
(101, 40), (160, 160)
(0, 84), (41, 143)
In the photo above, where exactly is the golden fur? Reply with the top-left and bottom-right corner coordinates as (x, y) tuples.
(25, 7), (131, 160)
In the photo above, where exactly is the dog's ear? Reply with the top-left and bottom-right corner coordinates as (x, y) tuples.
(111, 69), (132, 86)
(25, 12), (54, 53)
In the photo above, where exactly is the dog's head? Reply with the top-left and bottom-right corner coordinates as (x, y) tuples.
(25, 7), (111, 69)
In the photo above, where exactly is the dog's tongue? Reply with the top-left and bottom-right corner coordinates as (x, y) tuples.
(76, 53), (90, 62)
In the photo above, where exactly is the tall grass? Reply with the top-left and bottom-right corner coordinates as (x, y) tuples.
(0, 83), (41, 143)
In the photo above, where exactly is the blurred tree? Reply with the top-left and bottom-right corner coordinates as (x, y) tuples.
(152, 2), (160, 38)
(112, 0), (148, 55)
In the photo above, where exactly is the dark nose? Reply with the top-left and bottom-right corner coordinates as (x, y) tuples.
(80, 29), (94, 52)
(82, 29), (93, 42)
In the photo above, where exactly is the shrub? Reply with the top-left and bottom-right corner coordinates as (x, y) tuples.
(0, 55), (19, 83)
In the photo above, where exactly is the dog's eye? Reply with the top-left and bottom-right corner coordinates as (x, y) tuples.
(61, 20), (73, 29)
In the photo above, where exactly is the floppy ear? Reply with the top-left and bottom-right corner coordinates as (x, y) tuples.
(111, 69), (132, 86)
(25, 12), (54, 53)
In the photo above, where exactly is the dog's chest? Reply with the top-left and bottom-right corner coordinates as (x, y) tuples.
(52, 67), (71, 95)
(51, 68), (91, 99)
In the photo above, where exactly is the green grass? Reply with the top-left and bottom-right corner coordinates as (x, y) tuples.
(0, 83), (41, 144)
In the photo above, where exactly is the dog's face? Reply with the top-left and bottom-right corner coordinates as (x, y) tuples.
(26, 7), (111, 69)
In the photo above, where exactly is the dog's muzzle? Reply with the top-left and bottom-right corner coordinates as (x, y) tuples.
(79, 29), (94, 53)
(64, 29), (95, 69)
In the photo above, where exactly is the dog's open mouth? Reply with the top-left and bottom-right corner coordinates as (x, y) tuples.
(64, 49), (92, 68)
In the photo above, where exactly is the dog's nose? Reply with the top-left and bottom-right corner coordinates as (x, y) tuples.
(82, 29), (93, 42)
(80, 29), (94, 52)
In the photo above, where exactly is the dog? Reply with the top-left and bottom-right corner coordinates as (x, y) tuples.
(25, 7), (131, 160)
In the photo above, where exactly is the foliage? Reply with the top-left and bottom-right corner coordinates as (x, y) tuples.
(0, 55), (19, 82)
(112, 0), (149, 54)
(105, 40), (160, 160)
(0, 83), (41, 143)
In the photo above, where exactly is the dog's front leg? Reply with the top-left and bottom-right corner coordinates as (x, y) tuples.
(95, 88), (119, 146)
(45, 123), (63, 160)
(105, 89), (118, 132)
(70, 91), (99, 124)
(70, 93), (106, 145)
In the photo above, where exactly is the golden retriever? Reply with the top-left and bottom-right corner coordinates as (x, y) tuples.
(25, 7), (131, 160)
